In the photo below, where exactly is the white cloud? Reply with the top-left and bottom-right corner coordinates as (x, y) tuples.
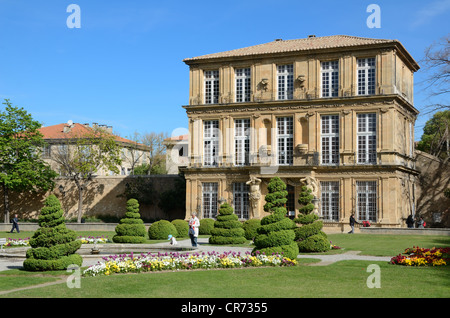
(411, 0), (450, 28)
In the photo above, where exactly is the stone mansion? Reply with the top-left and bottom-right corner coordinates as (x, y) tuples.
(180, 35), (420, 231)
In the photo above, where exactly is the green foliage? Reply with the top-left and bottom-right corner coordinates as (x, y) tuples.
(416, 110), (449, 159)
(209, 203), (246, 245)
(148, 220), (178, 240)
(243, 219), (261, 240)
(23, 195), (82, 271)
(253, 178), (298, 259)
(113, 199), (146, 243)
(199, 218), (215, 235)
(295, 186), (329, 252)
(171, 219), (189, 238)
(0, 99), (58, 222)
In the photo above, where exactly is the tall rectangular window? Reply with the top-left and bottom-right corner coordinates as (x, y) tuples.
(235, 68), (251, 102)
(277, 117), (293, 165)
(277, 64), (294, 100)
(321, 115), (340, 165)
(357, 58), (376, 95)
(233, 183), (249, 219)
(234, 119), (250, 166)
(203, 120), (219, 166)
(202, 182), (218, 219)
(356, 181), (377, 222)
(320, 181), (339, 221)
(204, 70), (219, 104)
(321, 61), (339, 97)
(357, 113), (377, 164)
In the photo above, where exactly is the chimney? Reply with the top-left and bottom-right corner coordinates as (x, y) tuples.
(106, 126), (113, 134)
(308, 35), (316, 38)
(63, 125), (71, 133)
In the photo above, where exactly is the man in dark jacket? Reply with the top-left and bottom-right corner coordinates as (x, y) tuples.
(348, 213), (358, 234)
(10, 214), (20, 233)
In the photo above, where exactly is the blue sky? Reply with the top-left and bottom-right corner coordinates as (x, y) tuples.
(0, 0), (449, 140)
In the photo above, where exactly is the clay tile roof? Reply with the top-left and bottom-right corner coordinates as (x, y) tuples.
(39, 123), (147, 147)
(164, 134), (188, 143)
(183, 35), (400, 63)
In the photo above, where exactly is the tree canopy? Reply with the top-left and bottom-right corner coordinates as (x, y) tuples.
(0, 99), (58, 223)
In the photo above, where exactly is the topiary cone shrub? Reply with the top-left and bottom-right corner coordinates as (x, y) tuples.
(113, 198), (146, 243)
(23, 195), (82, 271)
(148, 220), (178, 240)
(209, 203), (246, 245)
(252, 177), (298, 259)
(294, 185), (329, 252)
(199, 218), (215, 235)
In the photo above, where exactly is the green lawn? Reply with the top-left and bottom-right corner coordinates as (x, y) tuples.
(1, 232), (449, 298)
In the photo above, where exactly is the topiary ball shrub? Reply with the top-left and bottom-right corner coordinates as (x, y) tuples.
(252, 177), (298, 259)
(171, 219), (189, 238)
(148, 220), (178, 240)
(199, 218), (215, 235)
(23, 195), (82, 271)
(243, 219), (261, 240)
(295, 186), (329, 253)
(209, 203), (246, 245)
(113, 198), (146, 244)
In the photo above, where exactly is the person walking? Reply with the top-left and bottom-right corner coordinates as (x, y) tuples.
(188, 211), (200, 247)
(417, 216), (425, 228)
(10, 214), (20, 233)
(406, 215), (414, 228)
(348, 213), (358, 234)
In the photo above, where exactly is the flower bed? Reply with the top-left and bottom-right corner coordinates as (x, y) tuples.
(2, 238), (30, 247)
(77, 236), (110, 244)
(390, 246), (449, 266)
(83, 251), (298, 277)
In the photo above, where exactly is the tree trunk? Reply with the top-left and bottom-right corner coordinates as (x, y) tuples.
(77, 185), (83, 223)
(3, 184), (10, 224)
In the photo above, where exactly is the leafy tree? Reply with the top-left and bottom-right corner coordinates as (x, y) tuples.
(113, 198), (146, 243)
(294, 186), (329, 252)
(23, 194), (82, 271)
(209, 203), (246, 245)
(0, 99), (58, 223)
(416, 110), (449, 159)
(52, 125), (122, 223)
(252, 177), (298, 259)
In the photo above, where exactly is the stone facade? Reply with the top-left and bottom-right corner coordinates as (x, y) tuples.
(180, 35), (420, 230)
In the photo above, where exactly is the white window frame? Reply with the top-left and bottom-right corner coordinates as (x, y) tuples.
(203, 120), (219, 166)
(233, 183), (249, 220)
(356, 181), (377, 222)
(204, 70), (219, 104)
(202, 182), (218, 219)
(235, 68), (251, 102)
(234, 119), (250, 166)
(277, 64), (294, 100)
(320, 181), (340, 221)
(321, 115), (340, 165)
(357, 58), (376, 95)
(321, 60), (339, 97)
(276, 117), (293, 165)
(357, 113), (377, 164)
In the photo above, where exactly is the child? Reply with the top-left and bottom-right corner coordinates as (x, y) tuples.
(168, 234), (177, 245)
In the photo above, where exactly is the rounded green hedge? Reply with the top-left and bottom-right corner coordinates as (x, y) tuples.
(171, 219), (189, 238)
(148, 220), (178, 240)
(23, 195), (82, 271)
(199, 218), (215, 235)
(113, 199), (146, 244)
(209, 203), (246, 245)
